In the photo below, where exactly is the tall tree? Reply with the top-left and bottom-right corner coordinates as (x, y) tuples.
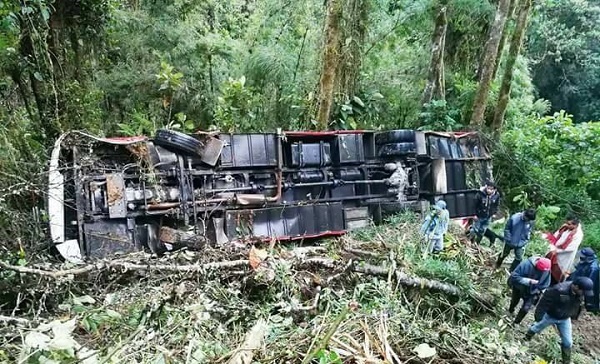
(492, 0), (533, 131)
(469, 0), (511, 126)
(336, 0), (369, 99)
(315, 0), (343, 130)
(421, 5), (448, 105)
(491, 0), (518, 80)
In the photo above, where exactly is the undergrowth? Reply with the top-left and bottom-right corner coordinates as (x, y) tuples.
(1, 212), (598, 364)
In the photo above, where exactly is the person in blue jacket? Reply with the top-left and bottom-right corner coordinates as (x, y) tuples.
(420, 200), (450, 254)
(508, 257), (551, 324)
(495, 208), (537, 271)
(567, 248), (600, 312)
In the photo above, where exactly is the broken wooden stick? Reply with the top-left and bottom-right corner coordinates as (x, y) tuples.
(1, 255), (494, 310)
(354, 262), (462, 296)
(0, 259), (250, 278)
(0, 315), (33, 325)
(225, 319), (269, 364)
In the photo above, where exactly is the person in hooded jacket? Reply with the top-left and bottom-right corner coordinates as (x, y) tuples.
(495, 208), (537, 272)
(469, 180), (501, 246)
(508, 257), (551, 324)
(420, 200), (450, 254)
(567, 248), (600, 312)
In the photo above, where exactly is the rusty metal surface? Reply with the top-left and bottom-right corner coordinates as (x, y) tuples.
(159, 226), (194, 244)
(106, 173), (127, 218)
(197, 135), (224, 166)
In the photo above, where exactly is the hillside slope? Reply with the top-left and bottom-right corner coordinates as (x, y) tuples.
(1, 213), (599, 364)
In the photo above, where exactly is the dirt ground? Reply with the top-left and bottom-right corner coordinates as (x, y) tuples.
(574, 311), (600, 358)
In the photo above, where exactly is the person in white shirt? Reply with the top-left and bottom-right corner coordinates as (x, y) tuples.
(543, 215), (584, 284)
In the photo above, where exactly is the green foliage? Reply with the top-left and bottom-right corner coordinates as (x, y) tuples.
(315, 349), (342, 364)
(331, 93), (386, 130)
(527, 0), (600, 122)
(418, 99), (461, 131)
(581, 221), (600, 253)
(496, 111), (600, 220)
(214, 76), (262, 132)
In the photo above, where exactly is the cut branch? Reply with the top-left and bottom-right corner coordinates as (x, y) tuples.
(225, 319), (269, 364)
(0, 259), (250, 278)
(1, 256), (495, 311)
(354, 262), (462, 296)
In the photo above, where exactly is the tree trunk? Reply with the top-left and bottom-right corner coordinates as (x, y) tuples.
(9, 68), (35, 122)
(492, 0), (532, 131)
(469, 0), (511, 126)
(315, 0), (343, 130)
(337, 0), (369, 99)
(491, 0), (519, 80)
(421, 6), (448, 106)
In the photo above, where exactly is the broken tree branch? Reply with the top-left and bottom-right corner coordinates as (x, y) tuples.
(0, 315), (33, 326)
(225, 319), (269, 364)
(0, 259), (250, 278)
(354, 262), (462, 296)
(1, 255), (494, 311)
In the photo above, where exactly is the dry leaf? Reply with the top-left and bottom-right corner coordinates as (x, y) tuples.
(249, 246), (268, 269)
(413, 343), (436, 358)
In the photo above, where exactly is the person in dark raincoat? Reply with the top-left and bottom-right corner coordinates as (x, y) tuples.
(508, 256), (551, 324)
(567, 248), (600, 312)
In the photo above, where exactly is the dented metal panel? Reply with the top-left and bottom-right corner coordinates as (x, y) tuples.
(106, 173), (127, 218)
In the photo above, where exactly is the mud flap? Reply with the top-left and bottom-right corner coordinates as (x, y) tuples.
(213, 217), (229, 246)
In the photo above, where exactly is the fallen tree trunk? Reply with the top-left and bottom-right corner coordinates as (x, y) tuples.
(1, 257), (458, 295)
(0, 259), (250, 278)
(354, 262), (461, 296)
(1, 256), (495, 311)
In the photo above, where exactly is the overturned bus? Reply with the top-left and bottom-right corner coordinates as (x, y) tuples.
(47, 128), (493, 261)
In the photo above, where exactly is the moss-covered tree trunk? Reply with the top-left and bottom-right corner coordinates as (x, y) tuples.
(422, 6), (448, 105)
(315, 0), (343, 130)
(491, 0), (519, 80)
(492, 0), (532, 131)
(336, 0), (369, 99)
(469, 0), (511, 126)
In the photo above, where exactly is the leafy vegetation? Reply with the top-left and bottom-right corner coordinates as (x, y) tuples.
(0, 0), (599, 362)
(4, 214), (597, 364)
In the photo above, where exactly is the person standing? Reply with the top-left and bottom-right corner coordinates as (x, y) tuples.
(526, 277), (594, 364)
(508, 257), (551, 324)
(469, 180), (501, 246)
(495, 208), (537, 272)
(543, 215), (584, 284)
(567, 248), (599, 312)
(420, 200), (450, 254)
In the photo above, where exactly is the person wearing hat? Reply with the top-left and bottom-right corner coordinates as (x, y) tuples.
(420, 200), (450, 254)
(495, 208), (537, 272)
(526, 277), (594, 364)
(507, 257), (552, 324)
(469, 180), (501, 246)
(567, 248), (599, 312)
